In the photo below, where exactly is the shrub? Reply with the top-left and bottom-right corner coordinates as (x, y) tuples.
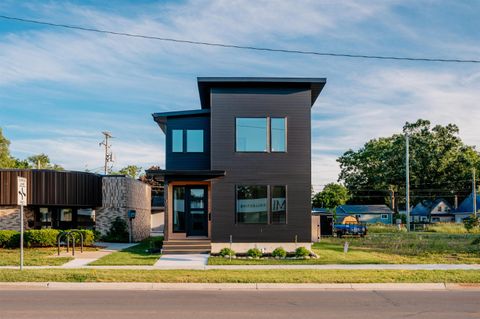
(103, 217), (130, 242)
(295, 246), (311, 257)
(471, 237), (480, 245)
(219, 247), (235, 257)
(272, 247), (287, 258)
(464, 215), (480, 232)
(0, 230), (18, 248)
(24, 229), (60, 247)
(247, 248), (262, 258)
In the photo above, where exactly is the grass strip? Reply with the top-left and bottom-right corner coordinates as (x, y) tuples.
(0, 248), (72, 266)
(89, 237), (163, 266)
(0, 269), (479, 283)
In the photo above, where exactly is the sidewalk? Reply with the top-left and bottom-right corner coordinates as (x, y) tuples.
(1, 263), (480, 270)
(59, 242), (137, 268)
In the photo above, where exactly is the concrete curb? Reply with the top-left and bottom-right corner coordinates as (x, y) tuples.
(0, 282), (479, 291)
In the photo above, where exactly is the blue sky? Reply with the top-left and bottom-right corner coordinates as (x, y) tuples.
(0, 0), (479, 190)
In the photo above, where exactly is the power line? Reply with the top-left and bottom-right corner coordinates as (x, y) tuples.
(1, 14), (479, 64)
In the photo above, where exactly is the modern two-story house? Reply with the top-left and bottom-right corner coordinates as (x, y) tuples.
(149, 77), (326, 253)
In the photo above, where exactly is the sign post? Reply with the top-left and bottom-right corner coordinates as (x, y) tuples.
(17, 177), (27, 271)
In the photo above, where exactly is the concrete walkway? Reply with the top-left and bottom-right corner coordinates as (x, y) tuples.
(60, 242), (137, 268)
(154, 254), (209, 269)
(1, 263), (480, 271)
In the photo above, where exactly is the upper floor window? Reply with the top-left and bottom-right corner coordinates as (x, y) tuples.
(270, 118), (286, 152)
(172, 130), (183, 153)
(171, 129), (204, 153)
(187, 130), (204, 152)
(236, 118), (267, 152)
(235, 117), (286, 152)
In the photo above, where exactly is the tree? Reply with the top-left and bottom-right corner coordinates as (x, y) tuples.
(27, 153), (64, 170)
(116, 165), (142, 179)
(337, 119), (480, 206)
(312, 183), (349, 208)
(0, 128), (14, 168)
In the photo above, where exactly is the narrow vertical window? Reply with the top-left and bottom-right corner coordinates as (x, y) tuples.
(187, 130), (204, 152)
(271, 186), (286, 224)
(173, 187), (185, 232)
(172, 130), (183, 152)
(270, 118), (286, 152)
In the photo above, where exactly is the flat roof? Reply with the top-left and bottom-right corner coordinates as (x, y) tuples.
(152, 109), (210, 133)
(197, 77), (326, 109)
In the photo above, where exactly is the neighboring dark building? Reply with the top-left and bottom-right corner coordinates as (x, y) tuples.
(0, 169), (152, 241)
(150, 77), (326, 253)
(0, 169), (101, 230)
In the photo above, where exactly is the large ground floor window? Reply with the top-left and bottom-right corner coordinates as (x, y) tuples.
(34, 207), (95, 230)
(236, 185), (286, 224)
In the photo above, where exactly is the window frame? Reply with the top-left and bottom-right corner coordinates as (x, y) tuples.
(381, 214), (388, 220)
(171, 129), (205, 153)
(235, 117), (287, 153)
(186, 129), (204, 153)
(270, 117), (287, 153)
(172, 129), (184, 153)
(270, 185), (287, 224)
(235, 185), (287, 225)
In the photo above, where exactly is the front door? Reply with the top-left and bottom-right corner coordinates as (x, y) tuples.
(186, 186), (208, 237)
(172, 186), (208, 237)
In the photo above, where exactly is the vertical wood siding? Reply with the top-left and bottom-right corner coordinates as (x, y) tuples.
(0, 170), (102, 207)
(210, 87), (313, 243)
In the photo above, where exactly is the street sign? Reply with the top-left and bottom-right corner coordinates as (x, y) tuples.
(17, 176), (27, 271)
(128, 210), (136, 219)
(17, 177), (27, 206)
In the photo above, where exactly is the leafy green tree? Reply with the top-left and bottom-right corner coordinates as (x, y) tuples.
(115, 165), (143, 179)
(0, 128), (14, 168)
(27, 153), (64, 170)
(337, 119), (480, 206)
(312, 183), (350, 208)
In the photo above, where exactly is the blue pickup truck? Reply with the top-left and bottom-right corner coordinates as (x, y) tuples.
(334, 223), (367, 237)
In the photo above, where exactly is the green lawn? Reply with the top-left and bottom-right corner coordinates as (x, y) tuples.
(0, 269), (479, 283)
(209, 233), (480, 265)
(0, 248), (72, 266)
(89, 237), (163, 266)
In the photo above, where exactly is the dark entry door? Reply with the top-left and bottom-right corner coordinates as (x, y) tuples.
(186, 186), (208, 237)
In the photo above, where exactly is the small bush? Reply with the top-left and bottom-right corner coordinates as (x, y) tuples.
(471, 237), (480, 245)
(0, 230), (18, 248)
(464, 215), (480, 232)
(295, 246), (311, 257)
(247, 248), (262, 258)
(219, 247), (235, 257)
(272, 247), (287, 258)
(24, 229), (60, 247)
(103, 217), (130, 242)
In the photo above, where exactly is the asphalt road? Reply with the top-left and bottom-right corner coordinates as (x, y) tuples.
(0, 289), (479, 319)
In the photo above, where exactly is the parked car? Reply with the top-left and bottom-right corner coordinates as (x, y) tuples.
(334, 216), (367, 237)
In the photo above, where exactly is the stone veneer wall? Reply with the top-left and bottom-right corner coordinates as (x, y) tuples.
(96, 177), (151, 242)
(0, 206), (35, 230)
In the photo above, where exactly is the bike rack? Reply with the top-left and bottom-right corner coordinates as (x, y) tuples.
(57, 230), (84, 256)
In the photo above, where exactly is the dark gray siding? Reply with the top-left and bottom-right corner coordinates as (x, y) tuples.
(165, 115), (211, 170)
(210, 87), (312, 243)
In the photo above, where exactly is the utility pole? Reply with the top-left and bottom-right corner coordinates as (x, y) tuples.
(473, 168), (477, 218)
(99, 131), (114, 175)
(405, 134), (410, 231)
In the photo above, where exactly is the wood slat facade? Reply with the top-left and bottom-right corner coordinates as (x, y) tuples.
(0, 169), (102, 207)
